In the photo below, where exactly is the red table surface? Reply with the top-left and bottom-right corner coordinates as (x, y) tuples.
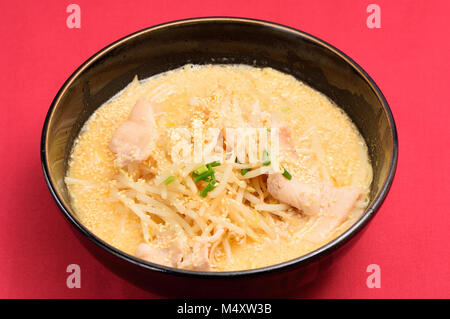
(0, 0), (449, 299)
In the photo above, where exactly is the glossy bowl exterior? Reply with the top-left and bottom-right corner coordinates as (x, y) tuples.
(41, 17), (397, 297)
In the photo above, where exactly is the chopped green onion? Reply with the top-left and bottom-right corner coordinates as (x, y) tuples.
(192, 169), (215, 182)
(282, 168), (292, 180)
(262, 150), (271, 166)
(194, 165), (208, 175)
(207, 161), (221, 167)
(199, 180), (216, 197)
(241, 168), (251, 175)
(163, 175), (175, 185)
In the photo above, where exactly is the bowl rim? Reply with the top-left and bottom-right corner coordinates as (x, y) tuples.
(41, 16), (398, 278)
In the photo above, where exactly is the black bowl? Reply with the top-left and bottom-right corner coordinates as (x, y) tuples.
(41, 17), (398, 298)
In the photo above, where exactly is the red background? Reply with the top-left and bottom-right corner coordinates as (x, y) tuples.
(1, 0), (449, 298)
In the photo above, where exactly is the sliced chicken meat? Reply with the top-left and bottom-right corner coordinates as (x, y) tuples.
(268, 173), (361, 215)
(267, 122), (363, 242)
(179, 242), (211, 271)
(136, 230), (211, 271)
(136, 240), (184, 268)
(109, 98), (160, 167)
(267, 173), (362, 242)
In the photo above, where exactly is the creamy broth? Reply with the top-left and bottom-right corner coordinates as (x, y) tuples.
(66, 65), (372, 271)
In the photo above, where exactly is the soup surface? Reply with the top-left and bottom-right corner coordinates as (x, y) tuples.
(66, 64), (372, 271)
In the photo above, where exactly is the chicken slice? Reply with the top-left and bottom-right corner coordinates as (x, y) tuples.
(267, 173), (362, 242)
(136, 240), (184, 268)
(109, 98), (159, 167)
(135, 231), (211, 271)
(179, 242), (211, 271)
(266, 120), (362, 242)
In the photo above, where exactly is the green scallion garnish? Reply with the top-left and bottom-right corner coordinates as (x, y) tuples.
(163, 175), (175, 185)
(282, 168), (292, 180)
(241, 168), (251, 175)
(199, 180), (217, 197)
(192, 169), (215, 182)
(262, 150), (271, 166)
(207, 161), (221, 167)
(194, 165), (208, 175)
